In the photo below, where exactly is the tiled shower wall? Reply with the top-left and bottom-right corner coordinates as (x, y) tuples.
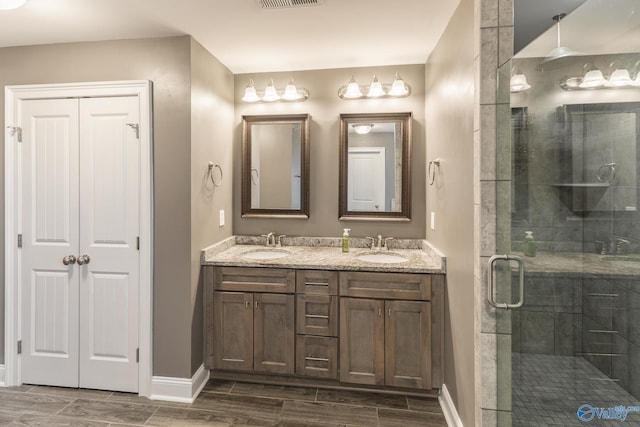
(509, 54), (640, 255)
(475, 0), (640, 421)
(474, 0), (514, 425)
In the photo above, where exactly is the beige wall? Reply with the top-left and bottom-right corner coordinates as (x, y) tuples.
(233, 65), (426, 239)
(189, 39), (234, 374)
(0, 36), (233, 379)
(425, 0), (476, 425)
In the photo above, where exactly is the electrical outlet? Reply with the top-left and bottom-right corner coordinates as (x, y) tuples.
(430, 212), (436, 231)
(219, 209), (225, 227)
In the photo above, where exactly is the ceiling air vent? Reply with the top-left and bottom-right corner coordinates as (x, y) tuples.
(256, 0), (325, 10)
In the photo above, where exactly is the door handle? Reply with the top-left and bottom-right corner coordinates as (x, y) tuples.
(62, 255), (77, 265)
(487, 254), (524, 310)
(77, 254), (91, 265)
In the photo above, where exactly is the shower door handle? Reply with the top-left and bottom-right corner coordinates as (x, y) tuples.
(487, 254), (524, 310)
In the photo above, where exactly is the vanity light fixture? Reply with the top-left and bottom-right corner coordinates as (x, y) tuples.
(338, 72), (411, 100)
(560, 61), (640, 91)
(0, 0), (26, 10)
(352, 124), (374, 135)
(241, 78), (309, 103)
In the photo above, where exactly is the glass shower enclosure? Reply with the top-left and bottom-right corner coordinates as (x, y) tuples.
(494, 0), (640, 425)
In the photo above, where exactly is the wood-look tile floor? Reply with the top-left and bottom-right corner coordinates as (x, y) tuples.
(0, 381), (447, 426)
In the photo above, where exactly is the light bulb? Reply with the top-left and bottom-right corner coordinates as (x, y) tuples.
(579, 69), (606, 88)
(388, 73), (409, 97)
(367, 75), (385, 98)
(352, 124), (374, 135)
(262, 80), (281, 102)
(343, 77), (363, 99)
(605, 69), (633, 87)
(241, 80), (260, 103)
(510, 74), (531, 92)
(282, 79), (302, 101)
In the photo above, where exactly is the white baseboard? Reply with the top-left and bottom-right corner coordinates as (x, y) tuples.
(149, 364), (209, 403)
(0, 364), (5, 387)
(439, 384), (463, 427)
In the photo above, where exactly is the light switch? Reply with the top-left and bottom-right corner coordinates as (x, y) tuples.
(219, 209), (225, 227)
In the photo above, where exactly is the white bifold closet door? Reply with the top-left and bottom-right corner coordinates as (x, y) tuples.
(20, 96), (140, 392)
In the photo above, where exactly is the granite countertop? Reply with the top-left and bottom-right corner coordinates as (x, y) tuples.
(518, 251), (640, 278)
(201, 236), (446, 274)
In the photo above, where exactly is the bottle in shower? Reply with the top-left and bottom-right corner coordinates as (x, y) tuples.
(524, 231), (536, 257)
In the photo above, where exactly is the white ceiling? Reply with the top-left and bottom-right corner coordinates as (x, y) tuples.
(516, 0), (640, 58)
(0, 0), (461, 74)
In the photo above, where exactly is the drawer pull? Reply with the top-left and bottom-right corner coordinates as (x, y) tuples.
(305, 356), (329, 362)
(588, 330), (619, 334)
(305, 314), (329, 319)
(306, 282), (329, 286)
(589, 293), (619, 297)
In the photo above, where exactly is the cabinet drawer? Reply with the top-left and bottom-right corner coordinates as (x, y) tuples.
(296, 336), (338, 379)
(214, 266), (295, 293)
(296, 270), (338, 295)
(297, 294), (338, 336)
(339, 271), (433, 300)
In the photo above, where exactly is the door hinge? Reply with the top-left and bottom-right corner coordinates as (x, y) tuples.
(136, 348), (139, 363)
(126, 123), (140, 139)
(136, 236), (140, 250)
(17, 340), (22, 354)
(7, 126), (22, 142)
(17, 234), (22, 248)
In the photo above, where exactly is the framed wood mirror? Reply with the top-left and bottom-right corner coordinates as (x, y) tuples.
(242, 114), (310, 218)
(339, 112), (412, 221)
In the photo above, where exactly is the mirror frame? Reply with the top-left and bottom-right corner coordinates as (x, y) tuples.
(241, 114), (310, 218)
(339, 112), (412, 221)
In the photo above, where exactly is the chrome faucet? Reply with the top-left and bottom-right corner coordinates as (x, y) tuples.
(276, 234), (287, 247)
(383, 237), (394, 250)
(376, 235), (383, 250)
(260, 232), (275, 246)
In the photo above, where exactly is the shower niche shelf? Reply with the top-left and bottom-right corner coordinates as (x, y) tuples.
(552, 183), (610, 213)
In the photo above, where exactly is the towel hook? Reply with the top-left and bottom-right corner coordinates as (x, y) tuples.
(207, 162), (223, 188)
(428, 158), (441, 186)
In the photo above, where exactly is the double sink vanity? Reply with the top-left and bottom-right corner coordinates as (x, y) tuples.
(202, 236), (446, 395)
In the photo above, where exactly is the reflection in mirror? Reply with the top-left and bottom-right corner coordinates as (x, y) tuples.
(242, 114), (310, 218)
(339, 112), (412, 220)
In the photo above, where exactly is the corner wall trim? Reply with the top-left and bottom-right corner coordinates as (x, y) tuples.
(439, 384), (463, 427)
(149, 365), (209, 403)
(0, 364), (5, 387)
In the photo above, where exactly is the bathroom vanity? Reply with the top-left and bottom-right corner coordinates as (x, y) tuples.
(202, 238), (445, 395)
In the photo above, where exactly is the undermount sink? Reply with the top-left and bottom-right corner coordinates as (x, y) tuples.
(356, 252), (409, 264)
(603, 257), (640, 269)
(242, 249), (290, 260)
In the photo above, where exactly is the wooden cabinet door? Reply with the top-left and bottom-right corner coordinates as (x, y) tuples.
(254, 293), (295, 375)
(339, 298), (385, 385)
(213, 292), (253, 371)
(385, 300), (432, 389)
